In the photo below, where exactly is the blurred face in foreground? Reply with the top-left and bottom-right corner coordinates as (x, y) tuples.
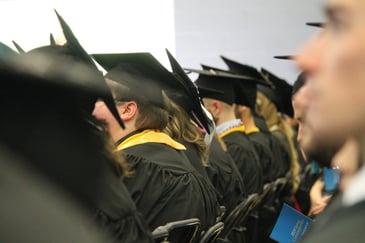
(293, 81), (342, 166)
(297, 0), (365, 145)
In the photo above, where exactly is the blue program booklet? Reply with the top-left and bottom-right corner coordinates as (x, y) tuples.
(323, 168), (341, 193)
(270, 203), (313, 243)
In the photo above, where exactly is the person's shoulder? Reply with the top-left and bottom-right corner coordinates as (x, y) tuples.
(302, 201), (365, 243)
(124, 143), (194, 174)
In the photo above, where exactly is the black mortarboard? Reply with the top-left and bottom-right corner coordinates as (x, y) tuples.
(306, 22), (325, 28)
(220, 55), (271, 86)
(93, 52), (182, 109)
(219, 56), (278, 110)
(50, 33), (56, 46)
(273, 56), (306, 97)
(165, 49), (214, 134)
(200, 64), (231, 73)
(235, 80), (257, 109)
(292, 72), (307, 96)
(0, 42), (18, 58)
(260, 68), (294, 117)
(186, 68), (237, 105)
(197, 86), (225, 98)
(0, 43), (122, 210)
(201, 63), (257, 109)
(12, 40), (25, 54)
(273, 55), (296, 60)
(186, 68), (257, 108)
(21, 10), (124, 129)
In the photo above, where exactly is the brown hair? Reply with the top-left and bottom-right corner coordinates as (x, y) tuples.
(108, 79), (170, 131)
(162, 92), (208, 166)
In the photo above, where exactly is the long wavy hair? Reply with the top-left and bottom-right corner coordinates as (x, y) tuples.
(162, 92), (209, 166)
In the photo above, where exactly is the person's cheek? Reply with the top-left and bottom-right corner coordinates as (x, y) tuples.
(92, 102), (112, 122)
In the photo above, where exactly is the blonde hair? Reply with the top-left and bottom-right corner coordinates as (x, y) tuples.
(162, 92), (209, 166)
(256, 91), (300, 193)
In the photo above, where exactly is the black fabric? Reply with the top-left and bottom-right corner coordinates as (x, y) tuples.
(181, 141), (210, 180)
(248, 132), (277, 183)
(292, 72), (306, 96)
(206, 136), (247, 215)
(260, 68), (294, 117)
(253, 113), (270, 134)
(0, 144), (109, 243)
(121, 142), (220, 231)
(0, 83), (153, 243)
(221, 131), (264, 194)
(166, 49), (214, 135)
(94, 159), (153, 243)
(0, 42), (17, 57)
(22, 11), (124, 128)
(272, 130), (292, 176)
(102, 52), (183, 109)
(300, 193), (365, 243)
(253, 115), (291, 178)
(0, 45), (151, 242)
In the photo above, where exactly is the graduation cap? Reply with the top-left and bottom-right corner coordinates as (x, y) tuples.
(0, 42), (18, 58)
(21, 10), (124, 129)
(186, 68), (236, 105)
(50, 33), (56, 46)
(93, 52), (184, 109)
(219, 56), (276, 109)
(0, 51), (125, 211)
(273, 55), (306, 96)
(220, 55), (271, 86)
(273, 55), (296, 60)
(197, 86), (225, 98)
(200, 64), (257, 109)
(187, 68), (257, 108)
(260, 68), (294, 117)
(200, 64), (231, 73)
(292, 72), (307, 96)
(165, 49), (215, 134)
(12, 40), (25, 54)
(306, 22), (325, 28)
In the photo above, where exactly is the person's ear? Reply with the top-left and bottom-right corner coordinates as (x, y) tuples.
(119, 101), (138, 121)
(240, 105), (249, 115)
(210, 100), (221, 117)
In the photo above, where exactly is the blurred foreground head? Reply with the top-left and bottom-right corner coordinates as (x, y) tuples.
(0, 11), (124, 210)
(296, 0), (365, 146)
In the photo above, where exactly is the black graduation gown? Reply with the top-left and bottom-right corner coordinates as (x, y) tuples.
(0, 144), (109, 243)
(94, 159), (153, 243)
(180, 140), (210, 180)
(248, 130), (276, 183)
(220, 128), (264, 194)
(253, 114), (290, 178)
(119, 130), (220, 231)
(300, 193), (365, 243)
(206, 136), (247, 215)
(272, 129), (292, 176)
(0, 90), (153, 242)
(253, 113), (270, 133)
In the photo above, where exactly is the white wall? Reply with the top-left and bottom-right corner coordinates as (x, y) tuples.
(0, 0), (327, 80)
(0, 0), (175, 68)
(174, 0), (326, 83)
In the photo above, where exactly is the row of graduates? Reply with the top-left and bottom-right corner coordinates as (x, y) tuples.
(0, 11), (301, 243)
